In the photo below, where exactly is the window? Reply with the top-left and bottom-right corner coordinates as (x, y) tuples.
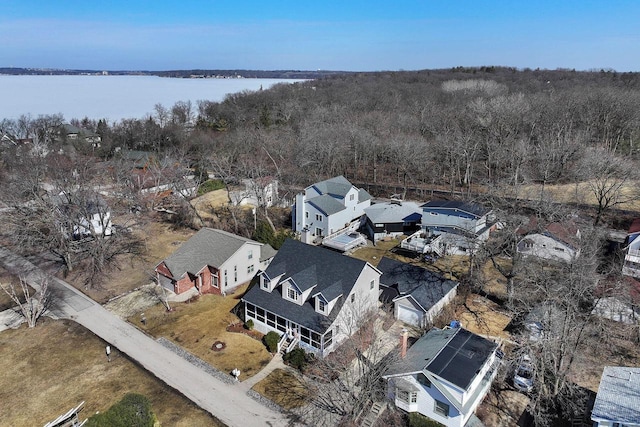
(247, 264), (254, 274)
(318, 299), (326, 313)
(430, 212), (438, 216)
(248, 250), (253, 260)
(554, 247), (565, 252)
(350, 194), (355, 201)
(287, 286), (298, 302)
(370, 280), (375, 290)
(350, 294), (355, 303)
(305, 211), (309, 218)
(234, 265), (238, 282)
(212, 274), (219, 288)
(261, 278), (268, 289)
(417, 373), (431, 387)
(324, 329), (333, 348)
(315, 214), (323, 221)
(315, 227), (323, 237)
(397, 389), (417, 404)
(434, 400), (449, 417)
(224, 270), (228, 286)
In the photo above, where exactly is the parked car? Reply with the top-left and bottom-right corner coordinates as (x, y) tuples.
(513, 354), (535, 393)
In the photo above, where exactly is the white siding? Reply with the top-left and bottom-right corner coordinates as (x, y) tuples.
(219, 242), (262, 291)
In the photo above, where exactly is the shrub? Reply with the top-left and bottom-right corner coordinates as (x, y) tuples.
(245, 319), (254, 330)
(264, 331), (281, 353)
(197, 179), (225, 196)
(408, 412), (446, 427)
(85, 393), (155, 427)
(283, 348), (314, 372)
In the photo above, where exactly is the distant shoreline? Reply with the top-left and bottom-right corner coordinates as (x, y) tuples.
(0, 67), (349, 80)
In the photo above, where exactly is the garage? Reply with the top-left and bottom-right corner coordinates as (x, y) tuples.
(157, 273), (175, 292)
(396, 303), (424, 327)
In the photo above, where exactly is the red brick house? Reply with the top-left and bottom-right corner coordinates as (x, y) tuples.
(155, 228), (277, 295)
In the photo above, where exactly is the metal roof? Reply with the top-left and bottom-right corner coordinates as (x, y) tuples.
(592, 366), (640, 424)
(421, 200), (490, 218)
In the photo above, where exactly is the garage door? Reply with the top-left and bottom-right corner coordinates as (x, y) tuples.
(397, 305), (423, 327)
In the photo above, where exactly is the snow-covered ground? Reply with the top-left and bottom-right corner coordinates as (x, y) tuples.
(0, 75), (301, 122)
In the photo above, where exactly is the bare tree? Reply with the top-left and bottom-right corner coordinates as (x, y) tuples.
(0, 278), (51, 327)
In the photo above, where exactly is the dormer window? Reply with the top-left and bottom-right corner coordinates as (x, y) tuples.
(286, 285), (299, 302)
(317, 298), (327, 314)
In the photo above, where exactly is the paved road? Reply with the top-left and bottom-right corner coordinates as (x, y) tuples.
(0, 247), (291, 427)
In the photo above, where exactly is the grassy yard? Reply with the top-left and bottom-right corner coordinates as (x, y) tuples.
(251, 368), (309, 410)
(64, 220), (196, 303)
(0, 266), (34, 311)
(130, 284), (272, 381)
(0, 319), (222, 427)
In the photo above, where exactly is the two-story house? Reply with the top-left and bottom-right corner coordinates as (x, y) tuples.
(383, 327), (501, 427)
(363, 200), (423, 243)
(402, 200), (497, 256)
(155, 228), (276, 295)
(292, 176), (372, 244)
(591, 366), (640, 426)
(241, 239), (381, 357)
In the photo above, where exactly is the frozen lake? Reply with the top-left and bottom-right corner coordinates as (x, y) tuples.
(0, 75), (302, 122)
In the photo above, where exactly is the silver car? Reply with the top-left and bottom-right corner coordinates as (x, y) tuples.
(513, 354), (535, 393)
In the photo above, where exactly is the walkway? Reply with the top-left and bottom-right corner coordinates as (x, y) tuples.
(0, 246), (291, 427)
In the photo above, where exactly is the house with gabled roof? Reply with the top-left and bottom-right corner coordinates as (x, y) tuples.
(155, 228), (276, 295)
(377, 257), (458, 328)
(517, 218), (581, 263)
(383, 327), (501, 427)
(401, 200), (498, 256)
(292, 175), (372, 244)
(363, 200), (422, 242)
(241, 239), (381, 357)
(591, 366), (640, 426)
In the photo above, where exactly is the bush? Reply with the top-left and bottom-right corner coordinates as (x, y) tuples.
(283, 347), (314, 372)
(408, 412), (446, 427)
(245, 319), (254, 330)
(85, 393), (155, 427)
(197, 179), (225, 196)
(264, 331), (281, 353)
(252, 221), (294, 250)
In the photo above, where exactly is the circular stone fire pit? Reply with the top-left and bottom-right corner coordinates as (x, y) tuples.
(211, 341), (227, 351)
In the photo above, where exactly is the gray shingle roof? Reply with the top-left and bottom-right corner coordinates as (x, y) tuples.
(421, 200), (490, 218)
(161, 228), (261, 279)
(358, 188), (372, 203)
(260, 244), (277, 262)
(311, 175), (353, 198)
(242, 239), (371, 333)
(308, 194), (346, 216)
(365, 201), (422, 224)
(592, 366), (640, 424)
(377, 257), (457, 311)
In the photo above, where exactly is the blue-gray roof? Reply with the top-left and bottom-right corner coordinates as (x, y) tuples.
(242, 239), (371, 333)
(421, 200), (490, 218)
(385, 328), (497, 391)
(364, 201), (422, 224)
(592, 366), (640, 424)
(377, 257), (457, 312)
(160, 228), (265, 279)
(311, 175), (353, 198)
(308, 194), (346, 216)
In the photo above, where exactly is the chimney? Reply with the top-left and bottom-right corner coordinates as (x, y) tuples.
(400, 328), (408, 359)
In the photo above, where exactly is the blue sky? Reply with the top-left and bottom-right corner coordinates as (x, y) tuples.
(1, 0), (638, 71)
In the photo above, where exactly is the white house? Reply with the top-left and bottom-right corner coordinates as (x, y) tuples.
(241, 239), (381, 357)
(377, 257), (458, 328)
(401, 200), (497, 256)
(383, 327), (501, 427)
(292, 176), (372, 244)
(230, 177), (279, 208)
(517, 220), (580, 263)
(155, 228), (276, 295)
(591, 366), (640, 426)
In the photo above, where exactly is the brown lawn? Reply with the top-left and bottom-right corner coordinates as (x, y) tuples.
(456, 294), (512, 340)
(0, 319), (222, 427)
(0, 266), (34, 311)
(131, 284), (272, 381)
(64, 220), (196, 303)
(251, 368), (309, 410)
